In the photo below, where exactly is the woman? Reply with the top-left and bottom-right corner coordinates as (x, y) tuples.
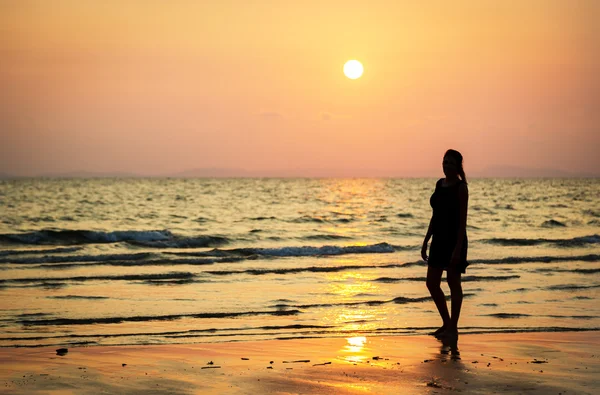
(421, 149), (469, 338)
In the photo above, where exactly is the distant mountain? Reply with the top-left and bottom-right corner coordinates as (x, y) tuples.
(37, 171), (141, 178)
(166, 167), (400, 178)
(0, 172), (16, 179)
(1, 166), (597, 179)
(168, 168), (253, 177)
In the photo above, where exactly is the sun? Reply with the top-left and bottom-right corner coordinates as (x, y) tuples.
(343, 60), (363, 79)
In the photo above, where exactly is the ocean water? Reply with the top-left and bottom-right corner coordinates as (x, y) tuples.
(0, 178), (598, 348)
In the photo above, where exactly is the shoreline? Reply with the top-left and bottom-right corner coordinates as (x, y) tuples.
(1, 331), (599, 394)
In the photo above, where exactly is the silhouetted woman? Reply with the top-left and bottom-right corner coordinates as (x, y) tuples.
(422, 149), (469, 338)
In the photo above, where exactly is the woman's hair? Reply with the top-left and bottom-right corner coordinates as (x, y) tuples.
(445, 149), (467, 184)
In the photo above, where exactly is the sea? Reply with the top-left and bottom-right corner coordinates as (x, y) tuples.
(0, 178), (598, 348)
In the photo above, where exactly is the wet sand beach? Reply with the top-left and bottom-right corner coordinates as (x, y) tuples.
(2, 331), (599, 394)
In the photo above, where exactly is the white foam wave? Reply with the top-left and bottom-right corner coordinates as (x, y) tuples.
(256, 242), (395, 257)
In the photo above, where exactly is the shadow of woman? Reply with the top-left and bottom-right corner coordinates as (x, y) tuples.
(438, 335), (461, 362)
(418, 335), (468, 391)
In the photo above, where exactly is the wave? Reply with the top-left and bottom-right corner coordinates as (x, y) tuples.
(471, 205), (497, 214)
(485, 313), (531, 318)
(5, 326), (599, 347)
(300, 234), (353, 241)
(0, 230), (173, 245)
(469, 254), (600, 265)
(16, 294), (475, 327)
(19, 309), (302, 326)
(483, 313), (596, 320)
(0, 272), (195, 285)
(143, 279), (197, 285)
(277, 294), (475, 310)
(23, 256), (248, 269)
(162, 243), (397, 259)
(583, 209), (600, 218)
(0, 229), (230, 248)
(128, 235), (229, 248)
(290, 216), (327, 223)
(546, 284), (600, 291)
(0, 247), (82, 257)
(209, 243), (396, 258)
(12, 282), (68, 289)
(541, 219), (567, 228)
(205, 262), (410, 276)
(480, 234), (600, 247)
(500, 288), (530, 293)
(0, 324), (337, 342)
(287, 296), (428, 309)
(13, 253), (598, 273)
(47, 295), (109, 300)
(248, 216), (277, 221)
(16, 313), (50, 318)
(396, 213), (414, 218)
(167, 242), (411, 259)
(0, 252), (152, 265)
(455, 327), (600, 335)
(373, 275), (520, 283)
(535, 267), (600, 274)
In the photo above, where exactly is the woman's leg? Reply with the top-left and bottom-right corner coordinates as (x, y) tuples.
(426, 266), (450, 333)
(446, 268), (463, 333)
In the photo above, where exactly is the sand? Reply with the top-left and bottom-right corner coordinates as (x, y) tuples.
(1, 331), (599, 394)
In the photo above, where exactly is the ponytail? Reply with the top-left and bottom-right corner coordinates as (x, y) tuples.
(459, 168), (467, 184)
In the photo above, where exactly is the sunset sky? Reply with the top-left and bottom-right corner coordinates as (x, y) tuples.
(1, 1), (599, 177)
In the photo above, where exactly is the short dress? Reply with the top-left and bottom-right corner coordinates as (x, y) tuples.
(428, 178), (469, 273)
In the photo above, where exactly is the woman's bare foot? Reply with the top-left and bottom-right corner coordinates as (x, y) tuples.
(430, 325), (447, 336)
(436, 327), (458, 339)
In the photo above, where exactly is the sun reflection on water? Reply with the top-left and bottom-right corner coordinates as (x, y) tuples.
(322, 271), (385, 335)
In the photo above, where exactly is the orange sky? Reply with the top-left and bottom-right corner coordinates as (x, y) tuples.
(1, 0), (599, 177)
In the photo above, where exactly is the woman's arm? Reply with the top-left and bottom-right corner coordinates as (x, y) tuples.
(421, 215), (434, 261)
(451, 183), (469, 266)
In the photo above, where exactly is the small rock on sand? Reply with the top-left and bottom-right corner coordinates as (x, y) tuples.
(531, 359), (548, 364)
(426, 379), (442, 388)
(56, 348), (68, 356)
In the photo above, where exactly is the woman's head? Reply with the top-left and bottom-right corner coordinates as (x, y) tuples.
(443, 149), (467, 183)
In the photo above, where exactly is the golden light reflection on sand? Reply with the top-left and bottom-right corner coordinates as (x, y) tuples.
(341, 336), (369, 363)
(346, 336), (367, 352)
